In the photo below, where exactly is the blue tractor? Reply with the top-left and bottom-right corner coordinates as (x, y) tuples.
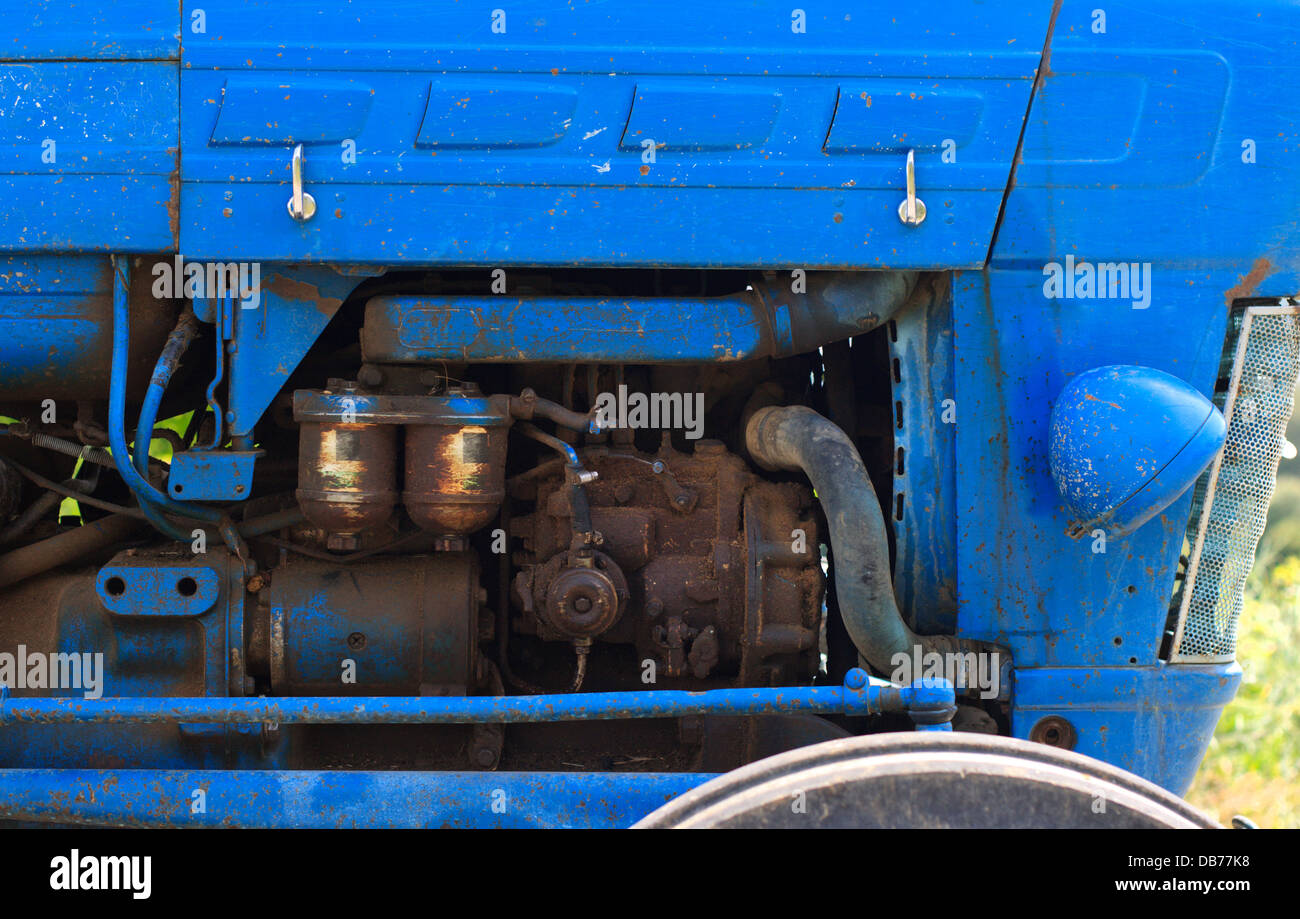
(0, 0), (1294, 827)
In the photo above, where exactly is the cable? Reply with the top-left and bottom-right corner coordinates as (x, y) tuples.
(1, 456), (147, 520)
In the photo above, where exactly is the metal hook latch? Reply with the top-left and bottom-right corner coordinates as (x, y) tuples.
(286, 143), (317, 222)
(897, 149), (926, 227)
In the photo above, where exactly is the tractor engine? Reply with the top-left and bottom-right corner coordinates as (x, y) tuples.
(509, 441), (822, 688)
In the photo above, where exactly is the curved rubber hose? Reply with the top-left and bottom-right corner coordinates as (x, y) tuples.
(745, 405), (999, 676)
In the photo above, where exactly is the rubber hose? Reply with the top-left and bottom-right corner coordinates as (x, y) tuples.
(745, 405), (1000, 677)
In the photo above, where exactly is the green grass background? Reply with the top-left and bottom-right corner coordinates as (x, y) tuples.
(1186, 463), (1300, 827)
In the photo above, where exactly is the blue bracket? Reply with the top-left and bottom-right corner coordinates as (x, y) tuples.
(95, 564), (220, 617)
(168, 449), (262, 501)
(211, 266), (366, 441)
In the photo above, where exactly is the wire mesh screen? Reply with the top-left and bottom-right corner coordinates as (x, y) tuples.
(1173, 305), (1300, 662)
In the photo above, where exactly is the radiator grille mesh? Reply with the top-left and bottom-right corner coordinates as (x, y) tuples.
(1173, 305), (1300, 662)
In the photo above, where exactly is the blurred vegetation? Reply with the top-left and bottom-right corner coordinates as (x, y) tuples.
(1186, 409), (1300, 828)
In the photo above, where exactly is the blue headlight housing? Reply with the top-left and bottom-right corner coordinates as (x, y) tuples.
(1049, 365), (1227, 537)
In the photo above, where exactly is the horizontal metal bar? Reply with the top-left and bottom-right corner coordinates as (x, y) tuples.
(361, 273), (914, 364)
(0, 769), (715, 828)
(0, 670), (955, 727)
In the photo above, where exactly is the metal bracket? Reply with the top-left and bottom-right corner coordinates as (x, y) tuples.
(168, 449), (262, 501)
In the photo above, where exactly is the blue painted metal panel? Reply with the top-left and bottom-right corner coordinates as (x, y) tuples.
(419, 80), (578, 149)
(0, 769), (714, 828)
(223, 266), (366, 439)
(621, 82), (782, 151)
(952, 267), (1228, 668)
(944, 0), (1300, 794)
(183, 185), (1014, 267)
(826, 86), (985, 153)
(177, 1), (1051, 266)
(891, 280), (958, 634)
(994, 0), (1300, 276)
(0, 62), (177, 251)
(5, 1), (179, 60)
(1012, 664), (1242, 795)
(0, 255), (112, 398)
(209, 77), (375, 146)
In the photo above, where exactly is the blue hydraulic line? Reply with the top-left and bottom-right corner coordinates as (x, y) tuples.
(108, 258), (199, 541)
(130, 304), (201, 542)
(130, 307), (199, 484)
(0, 670), (956, 729)
(109, 258), (250, 561)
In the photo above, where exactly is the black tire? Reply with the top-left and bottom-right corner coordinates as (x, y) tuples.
(634, 732), (1219, 828)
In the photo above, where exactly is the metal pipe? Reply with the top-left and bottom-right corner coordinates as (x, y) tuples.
(237, 505), (305, 537)
(362, 271), (918, 364)
(515, 422), (580, 467)
(0, 502), (302, 589)
(108, 259), (205, 541)
(0, 669), (953, 727)
(0, 514), (148, 590)
(0, 469), (98, 546)
(109, 259), (250, 569)
(133, 307), (200, 490)
(745, 405), (1001, 680)
(0, 489), (64, 546)
(509, 390), (600, 433)
(0, 455), (147, 520)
